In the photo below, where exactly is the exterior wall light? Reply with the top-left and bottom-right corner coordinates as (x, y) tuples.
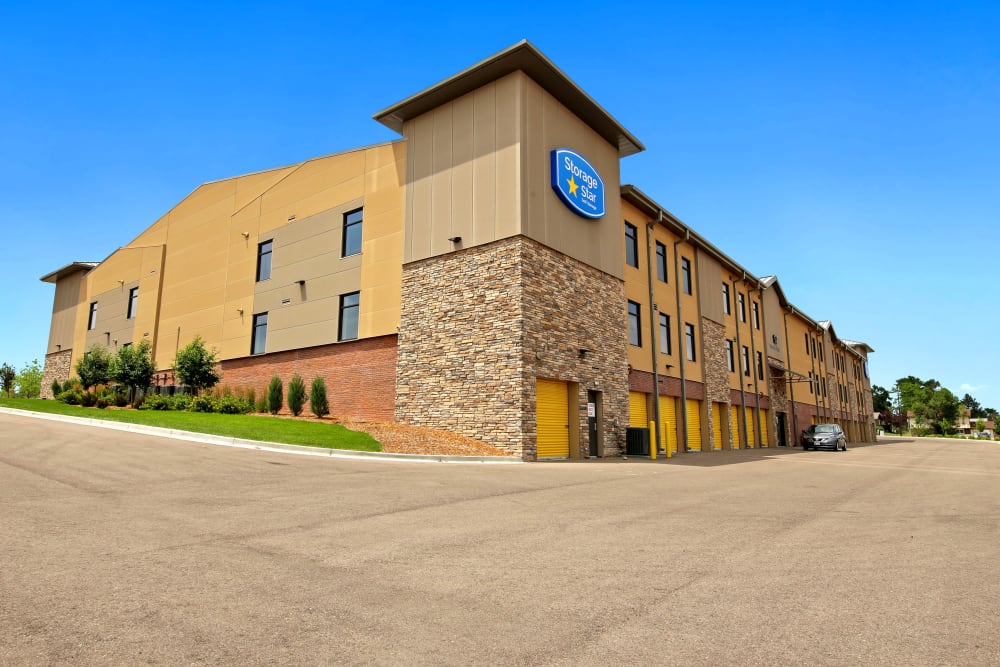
(448, 236), (462, 243)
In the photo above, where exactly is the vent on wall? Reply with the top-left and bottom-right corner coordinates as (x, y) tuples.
(281, 298), (291, 305)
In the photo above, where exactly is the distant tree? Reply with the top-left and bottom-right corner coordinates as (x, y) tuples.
(287, 374), (306, 416)
(0, 363), (16, 397)
(173, 336), (221, 395)
(309, 377), (329, 418)
(975, 418), (986, 434)
(15, 359), (43, 398)
(109, 341), (156, 405)
(267, 375), (283, 415)
(872, 385), (891, 413)
(926, 387), (960, 435)
(76, 346), (111, 390)
(960, 393), (985, 418)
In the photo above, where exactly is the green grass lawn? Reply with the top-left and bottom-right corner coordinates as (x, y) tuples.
(0, 398), (381, 452)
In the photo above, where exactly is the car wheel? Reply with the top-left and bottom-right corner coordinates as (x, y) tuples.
(842, 441), (848, 451)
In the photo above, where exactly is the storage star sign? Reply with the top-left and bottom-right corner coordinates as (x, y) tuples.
(550, 148), (605, 219)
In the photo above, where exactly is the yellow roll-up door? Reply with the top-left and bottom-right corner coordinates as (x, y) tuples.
(660, 396), (678, 455)
(686, 399), (702, 451)
(760, 409), (770, 447)
(536, 379), (569, 458)
(629, 392), (648, 428)
(712, 402), (724, 450)
(745, 407), (756, 448)
(731, 405), (740, 449)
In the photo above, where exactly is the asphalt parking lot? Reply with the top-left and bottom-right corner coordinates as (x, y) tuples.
(2, 412), (999, 666)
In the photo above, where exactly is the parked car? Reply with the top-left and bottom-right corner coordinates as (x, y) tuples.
(801, 423), (847, 451)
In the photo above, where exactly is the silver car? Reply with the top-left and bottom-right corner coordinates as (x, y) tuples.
(801, 423), (847, 451)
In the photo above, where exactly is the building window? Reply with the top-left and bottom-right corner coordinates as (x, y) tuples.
(756, 351), (764, 380)
(821, 377), (827, 397)
(742, 345), (750, 377)
(805, 332), (809, 354)
(256, 240), (272, 282)
(126, 287), (138, 320)
(87, 301), (98, 330)
(251, 313), (268, 355)
(659, 313), (671, 355)
(339, 291), (360, 341)
(655, 242), (667, 282)
(625, 222), (638, 268)
(811, 337), (816, 358)
(808, 371), (814, 394)
(627, 300), (641, 346)
(819, 344), (824, 363)
(685, 322), (696, 361)
(722, 283), (731, 315)
(752, 302), (760, 329)
(726, 340), (735, 372)
(738, 293), (746, 322)
(681, 257), (692, 295)
(343, 208), (363, 257)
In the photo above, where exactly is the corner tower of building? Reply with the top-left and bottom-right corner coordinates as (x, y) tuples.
(375, 41), (644, 459)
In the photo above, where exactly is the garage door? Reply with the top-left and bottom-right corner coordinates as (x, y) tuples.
(660, 396), (678, 455)
(731, 405), (740, 449)
(629, 391), (648, 428)
(745, 407), (756, 448)
(686, 399), (702, 451)
(536, 379), (569, 458)
(712, 402), (724, 450)
(760, 408), (770, 447)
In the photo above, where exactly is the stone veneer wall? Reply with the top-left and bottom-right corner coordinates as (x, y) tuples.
(395, 236), (628, 460)
(700, 317), (731, 450)
(40, 349), (73, 399)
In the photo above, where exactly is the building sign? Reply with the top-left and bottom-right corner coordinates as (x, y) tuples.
(550, 148), (605, 219)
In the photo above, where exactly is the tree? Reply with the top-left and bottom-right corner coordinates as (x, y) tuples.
(15, 359), (43, 398)
(109, 341), (155, 405)
(173, 336), (221, 395)
(961, 393), (985, 418)
(309, 377), (329, 418)
(0, 363), (16, 397)
(76, 346), (111, 390)
(872, 385), (891, 413)
(287, 374), (306, 416)
(267, 375), (283, 415)
(925, 387), (960, 435)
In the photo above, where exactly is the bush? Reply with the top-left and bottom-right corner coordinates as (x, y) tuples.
(190, 396), (215, 413)
(310, 377), (329, 418)
(56, 389), (83, 405)
(62, 379), (77, 393)
(95, 397), (109, 409)
(139, 394), (171, 411)
(215, 394), (252, 415)
(50, 379), (62, 398)
(80, 391), (98, 408)
(287, 374), (306, 416)
(173, 394), (191, 411)
(267, 376), (283, 415)
(255, 393), (268, 413)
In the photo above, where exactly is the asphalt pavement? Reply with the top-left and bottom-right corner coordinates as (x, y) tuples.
(1, 412), (998, 665)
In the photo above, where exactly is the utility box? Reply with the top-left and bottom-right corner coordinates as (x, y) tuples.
(625, 427), (650, 456)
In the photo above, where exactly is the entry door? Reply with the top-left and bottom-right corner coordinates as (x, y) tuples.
(587, 390), (600, 457)
(777, 412), (787, 447)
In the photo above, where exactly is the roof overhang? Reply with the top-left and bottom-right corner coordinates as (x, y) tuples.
(373, 40), (644, 158)
(39, 261), (98, 283)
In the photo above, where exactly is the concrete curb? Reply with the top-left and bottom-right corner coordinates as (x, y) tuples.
(0, 407), (523, 465)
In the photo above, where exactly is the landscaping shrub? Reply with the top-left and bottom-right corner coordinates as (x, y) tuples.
(255, 392), (268, 413)
(310, 377), (329, 418)
(267, 376), (283, 415)
(214, 394), (252, 414)
(51, 379), (62, 397)
(80, 391), (98, 408)
(173, 394), (191, 411)
(95, 397), (109, 409)
(139, 394), (171, 411)
(287, 374), (306, 416)
(190, 395), (215, 413)
(62, 379), (77, 393)
(56, 389), (83, 405)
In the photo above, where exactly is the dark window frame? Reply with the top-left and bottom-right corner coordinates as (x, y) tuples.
(659, 312), (671, 355)
(655, 241), (667, 282)
(756, 351), (764, 380)
(722, 283), (731, 315)
(627, 300), (641, 347)
(726, 339), (735, 372)
(625, 222), (638, 268)
(338, 291), (360, 341)
(87, 302), (98, 330)
(126, 287), (138, 320)
(685, 322), (696, 361)
(681, 257), (692, 295)
(742, 345), (751, 377)
(342, 208), (363, 258)
(738, 293), (746, 323)
(751, 301), (760, 330)
(251, 312), (268, 355)
(256, 240), (273, 282)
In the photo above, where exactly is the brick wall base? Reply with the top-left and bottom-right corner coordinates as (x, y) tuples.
(40, 349), (73, 399)
(221, 335), (397, 420)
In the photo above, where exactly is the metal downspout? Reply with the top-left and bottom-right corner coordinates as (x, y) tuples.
(645, 216), (663, 456)
(674, 230), (690, 452)
(733, 277), (747, 448)
(784, 308), (798, 445)
(748, 282), (763, 446)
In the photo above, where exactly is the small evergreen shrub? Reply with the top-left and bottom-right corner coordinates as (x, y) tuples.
(287, 374), (306, 416)
(309, 377), (329, 418)
(254, 392), (268, 413)
(267, 376), (283, 415)
(51, 379), (62, 397)
(95, 397), (109, 409)
(80, 391), (98, 407)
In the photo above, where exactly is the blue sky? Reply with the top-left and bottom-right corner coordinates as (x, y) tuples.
(2, 2), (998, 407)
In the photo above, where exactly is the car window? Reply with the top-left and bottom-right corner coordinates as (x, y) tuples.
(814, 425), (836, 433)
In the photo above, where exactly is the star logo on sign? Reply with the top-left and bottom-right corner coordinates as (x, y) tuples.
(567, 176), (579, 197)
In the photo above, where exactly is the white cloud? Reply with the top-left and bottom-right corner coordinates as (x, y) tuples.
(960, 383), (987, 393)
